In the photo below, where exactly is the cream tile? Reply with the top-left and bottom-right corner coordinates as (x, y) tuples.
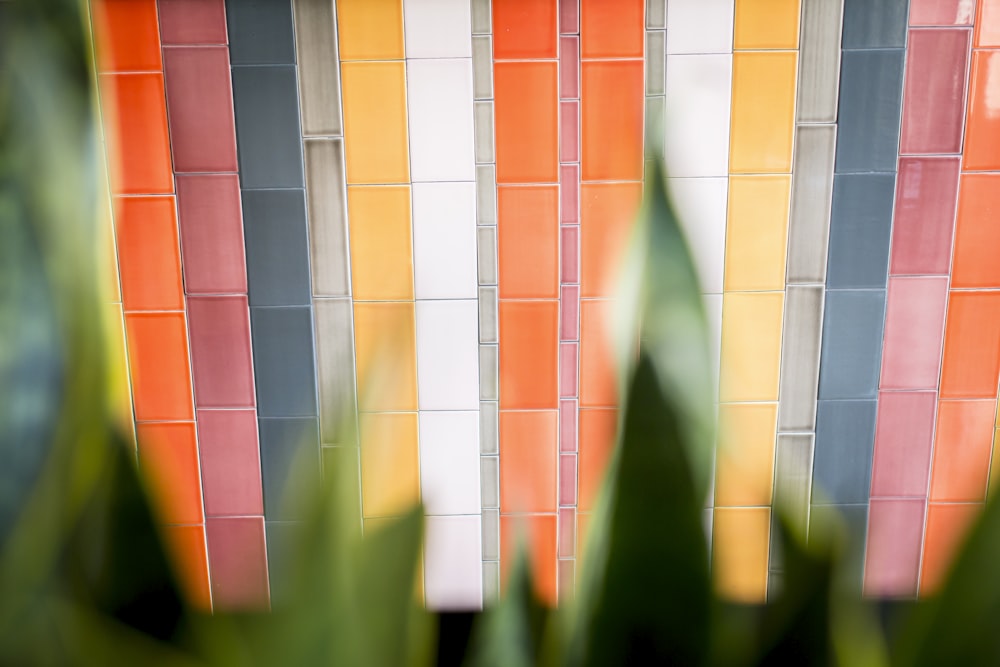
(419, 411), (481, 515)
(666, 0), (735, 54)
(667, 177), (728, 294)
(412, 182), (478, 299)
(424, 515), (484, 610)
(403, 0), (472, 58)
(407, 59), (476, 182)
(664, 54), (732, 178)
(416, 300), (480, 410)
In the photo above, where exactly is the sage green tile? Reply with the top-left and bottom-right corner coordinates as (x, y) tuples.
(474, 100), (495, 164)
(480, 345), (498, 401)
(293, 0), (343, 136)
(304, 138), (350, 296)
(797, 0), (843, 124)
(479, 286), (498, 342)
(314, 298), (358, 444)
(480, 401), (498, 454)
(472, 0), (491, 34)
(476, 164), (497, 225)
(477, 226), (497, 285)
(481, 456), (499, 508)
(472, 36), (493, 100)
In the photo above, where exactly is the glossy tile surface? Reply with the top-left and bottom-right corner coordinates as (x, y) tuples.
(206, 517), (270, 609)
(864, 499), (924, 597)
(347, 186), (414, 301)
(499, 411), (558, 512)
(581, 61), (644, 182)
(889, 158), (960, 276)
(313, 299), (358, 443)
(716, 404), (778, 507)
(136, 422), (204, 524)
(668, 178), (728, 293)
(499, 301), (559, 410)
(242, 189), (312, 307)
(249, 306), (318, 418)
(951, 174), (1000, 288)
(187, 297), (256, 408)
(336, 0), (405, 60)
(125, 312), (195, 421)
(353, 302), (418, 412)
(176, 175), (247, 294)
(304, 139), (350, 297)
(341, 62), (410, 185)
(978, 0), (1000, 46)
(939, 292), (1000, 398)
(827, 174), (897, 289)
(100, 73), (174, 194)
(817, 290), (885, 400)
(777, 286), (824, 432)
(294, 0), (343, 137)
(424, 516), (483, 610)
(416, 300), (480, 410)
(786, 125), (837, 284)
(494, 62), (559, 184)
(500, 515), (558, 604)
(115, 196), (184, 311)
(664, 55), (732, 178)
(920, 502), (979, 594)
(580, 0), (643, 58)
(258, 417), (321, 520)
(577, 409), (617, 510)
(713, 507), (770, 602)
(835, 49), (905, 174)
(579, 300), (616, 407)
(900, 29), (970, 155)
(497, 186), (560, 299)
(909, 0), (975, 25)
(224, 0), (295, 64)
(230, 65), (304, 189)
(841, 0), (907, 48)
(492, 0), (558, 59)
(157, 0), (228, 45)
(724, 176), (790, 292)
(796, 0), (843, 123)
(579, 183), (642, 297)
(813, 399), (877, 504)
(930, 400), (995, 502)
(880, 277), (948, 390)
(665, 0), (734, 55)
(93, 0), (162, 72)
(412, 183), (478, 300)
(729, 52), (797, 174)
(871, 391), (936, 498)
(198, 409), (264, 517)
(406, 59), (476, 183)
(733, 0), (800, 50)
(403, 0), (473, 58)
(719, 292), (784, 402)
(360, 412), (420, 517)
(419, 412), (481, 515)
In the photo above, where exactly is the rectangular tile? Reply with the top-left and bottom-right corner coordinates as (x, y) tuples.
(578, 409), (617, 509)
(646, 0), (665, 29)
(336, 0), (405, 60)
(663, 55), (732, 177)
(797, 0), (844, 123)
(560, 342), (579, 398)
(561, 285), (580, 340)
(347, 186), (414, 301)
(811, 504), (867, 591)
(498, 186), (560, 298)
(206, 517), (270, 610)
(900, 29), (970, 155)
(871, 391), (936, 498)
(250, 306), (319, 417)
(716, 403), (778, 507)
(880, 277), (948, 390)
(952, 174), (1000, 289)
(304, 139), (349, 297)
(777, 286), (824, 432)
(910, 0), (974, 25)
(403, 0), (473, 58)
(293, 0), (343, 137)
(321, 446), (361, 521)
(424, 516), (483, 610)
(472, 36), (494, 100)
(645, 31), (665, 96)
(99, 73), (173, 194)
(136, 422), (204, 524)
(224, 0), (296, 64)
(353, 302), (418, 411)
(419, 412), (480, 515)
(407, 59), (476, 182)
(493, 0), (558, 58)
(471, 0), (491, 34)
(863, 499), (924, 598)
(580, 0), (644, 58)
(231, 65), (304, 189)
(160, 525), (211, 609)
(730, 52), (797, 174)
(579, 300), (617, 408)
(719, 292), (784, 403)
(412, 182), (478, 299)
(665, 0), (734, 54)
(724, 176), (790, 292)
(561, 165), (579, 224)
(964, 51), (1000, 170)
(359, 412), (420, 518)
(733, 0), (800, 49)
(930, 400), (995, 502)
(835, 49), (905, 174)
(341, 62), (409, 185)
(772, 434), (814, 535)
(263, 521), (299, 606)
(482, 508), (499, 562)
(560, 454), (578, 506)
(813, 399), (877, 504)
(416, 300), (480, 411)
(826, 174), (895, 289)
(560, 399), (578, 452)
(562, 226), (579, 283)
(498, 514), (558, 605)
(242, 189), (311, 307)
(477, 166), (498, 227)
(188, 296), (256, 408)
(198, 409), (263, 517)
(124, 312), (195, 421)
(561, 100), (580, 163)
(474, 101), (495, 164)
(581, 60), (644, 182)
(645, 95), (665, 147)
(499, 410), (558, 512)
(919, 502), (980, 594)
(480, 401), (499, 454)
(481, 455), (499, 508)
(158, 0), (228, 45)
(558, 507), (576, 557)
(480, 345), (498, 401)
(479, 286), (498, 343)
(817, 289), (885, 400)
(115, 196), (184, 311)
(939, 291), (1000, 399)
(499, 301), (559, 409)
(668, 177), (728, 293)
(713, 507), (770, 603)
(258, 416), (321, 520)
(313, 298), (358, 444)
(494, 62), (559, 184)
(477, 226), (498, 285)
(580, 183), (643, 298)
(841, 0), (907, 48)
(176, 175), (247, 294)
(978, 0), (1000, 46)
(890, 158), (959, 276)
(561, 36), (580, 99)
(787, 127), (836, 284)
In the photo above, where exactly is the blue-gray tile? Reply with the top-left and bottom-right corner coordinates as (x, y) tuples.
(797, 0), (843, 123)
(809, 503), (867, 592)
(827, 174), (895, 289)
(231, 65), (305, 189)
(264, 520), (301, 607)
(259, 417), (321, 521)
(225, 0), (296, 65)
(813, 400), (876, 505)
(835, 50), (904, 174)
(817, 290), (885, 399)
(250, 306), (319, 417)
(841, 0), (907, 49)
(242, 189), (312, 307)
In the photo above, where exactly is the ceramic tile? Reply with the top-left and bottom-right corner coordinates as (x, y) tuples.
(812, 399), (876, 504)
(910, 0), (975, 25)
(930, 400), (995, 502)
(900, 29), (970, 155)
(322, 447), (361, 520)
(412, 183), (478, 299)
(99, 73), (173, 195)
(580, 183), (643, 297)
(353, 302), (418, 411)
(483, 561), (500, 603)
(175, 175), (246, 294)
(719, 292), (784, 403)
(416, 300), (480, 410)
(646, 0), (665, 29)
(920, 502), (980, 594)
(562, 226), (580, 283)
(407, 59), (476, 182)
(493, 0), (558, 58)
(704, 294), (723, 385)
(580, 0), (643, 58)
(978, 0), (1000, 46)
(729, 52), (797, 174)
(478, 226), (498, 285)
(841, 0), (907, 48)
(772, 434), (813, 535)
(477, 165), (498, 225)
(419, 412), (480, 515)
(666, 178), (728, 293)
(817, 290), (885, 400)
(581, 61), (644, 182)
(136, 422), (203, 524)
(561, 165), (579, 224)
(92, 0), (161, 72)
(125, 312), (194, 421)
(561, 285), (580, 340)
(424, 516), (483, 610)
(724, 176), (790, 292)
(481, 456), (499, 507)
(579, 299), (617, 407)
(104, 304), (135, 444)
(577, 408), (617, 509)
(480, 402), (499, 454)
(359, 412), (420, 517)
(158, 0), (228, 45)
(474, 101), (495, 164)
(224, 0), (296, 64)
(242, 189), (311, 307)
(161, 525), (212, 609)
(777, 286), (824, 432)
(499, 514), (558, 605)
(713, 507), (770, 603)
(645, 96), (665, 148)
(499, 301), (559, 409)
(198, 409), (263, 517)
(560, 342), (579, 398)
(231, 65), (304, 189)
(796, 0), (843, 123)
(482, 508), (499, 560)
(786, 125), (837, 284)
(187, 296), (255, 408)
(347, 186), (414, 301)
(953, 174), (1000, 288)
(472, 36), (494, 100)
(480, 286), (498, 343)
(206, 517), (269, 610)
(472, 0), (492, 33)
(497, 186), (560, 298)
(827, 174), (896, 289)
(835, 49), (905, 174)
(561, 37), (580, 99)
(645, 31), (665, 96)
(560, 399), (578, 452)
(991, 430), (1000, 496)
(663, 55), (732, 177)
(560, 454), (578, 506)
(561, 100), (580, 163)
(250, 306), (318, 418)
(335, 0), (405, 60)
(303, 140), (349, 296)
(870, 391), (936, 498)
(313, 298), (358, 444)
(341, 62), (409, 185)
(811, 503), (868, 590)
(499, 410), (558, 512)
(258, 417), (321, 520)
(494, 62), (559, 184)
(889, 158), (960, 276)
(403, 0), (472, 57)
(665, 0), (734, 54)
(715, 403), (777, 507)
(558, 507), (576, 556)
(880, 277), (948, 390)
(733, 0), (800, 49)
(563, 0), (580, 32)
(263, 521), (299, 606)
(115, 196), (184, 311)
(939, 291), (1000, 398)
(294, 0), (343, 137)
(480, 345), (499, 401)
(863, 499), (923, 598)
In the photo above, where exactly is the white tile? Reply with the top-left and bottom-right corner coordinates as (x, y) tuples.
(667, 177), (728, 294)
(416, 300), (480, 410)
(424, 515), (483, 610)
(666, 0), (734, 55)
(407, 59), (476, 182)
(664, 54), (732, 178)
(419, 411), (481, 515)
(703, 293), (723, 397)
(403, 0), (473, 58)
(413, 182), (478, 299)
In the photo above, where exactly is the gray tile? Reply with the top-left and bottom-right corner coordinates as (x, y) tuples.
(482, 508), (499, 560)
(472, 36), (493, 100)
(797, 0), (843, 123)
(264, 520), (302, 607)
(827, 174), (895, 289)
(480, 345), (498, 401)
(810, 503), (867, 592)
(314, 298), (358, 443)
(226, 0), (297, 65)
(813, 400), (876, 504)
(645, 31), (665, 96)
(476, 165), (497, 225)
(835, 49), (905, 174)
(471, 0), (491, 35)
(293, 0), (343, 136)
(841, 0), (907, 49)
(772, 434), (815, 534)
(767, 572), (784, 601)
(479, 286), (498, 342)
(251, 305), (319, 417)
(304, 139), (350, 296)
(477, 226), (498, 285)
(483, 561), (500, 604)
(480, 401), (498, 454)
(777, 286), (824, 431)
(231, 65), (305, 188)
(259, 417), (321, 520)
(242, 189), (312, 307)
(817, 289), (885, 400)
(645, 96), (665, 150)
(474, 101), (495, 164)
(481, 456), (499, 508)
(787, 125), (837, 284)
(646, 0), (666, 29)
(321, 445), (361, 525)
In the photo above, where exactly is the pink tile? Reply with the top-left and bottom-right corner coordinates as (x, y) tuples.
(562, 226), (580, 284)
(560, 453), (578, 505)
(206, 517), (271, 610)
(900, 29), (970, 155)
(560, 0), (579, 34)
(558, 507), (576, 557)
(561, 284), (580, 340)
(158, 0), (229, 45)
(558, 559), (575, 601)
(163, 46), (238, 173)
(561, 164), (579, 223)
(560, 399), (578, 452)
(880, 277), (948, 390)
(198, 409), (264, 517)
(176, 174), (248, 294)
(871, 391), (936, 497)
(560, 342), (579, 397)
(909, 0), (974, 26)
(187, 296), (256, 407)
(561, 100), (579, 163)
(890, 158), (960, 276)
(863, 499), (924, 598)
(560, 36), (580, 99)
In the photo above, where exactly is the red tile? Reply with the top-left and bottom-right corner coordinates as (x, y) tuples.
(909, 0), (974, 25)
(101, 73), (174, 195)
(580, 182), (642, 297)
(558, 507), (576, 557)
(158, 0), (229, 45)
(920, 502), (981, 594)
(976, 0), (1000, 47)
(963, 51), (1000, 170)
(561, 164), (580, 223)
(136, 422), (204, 524)
(499, 411), (558, 512)
(871, 391), (936, 497)
(198, 409), (263, 517)
(497, 186), (560, 299)
(115, 196), (184, 311)
(92, 0), (162, 73)
(560, 100), (580, 163)
(578, 408), (617, 510)
(900, 29), (970, 155)
(162, 525), (212, 610)
(163, 46), (239, 173)
(889, 158), (959, 276)
(560, 342), (579, 397)
(880, 277), (947, 390)
(176, 174), (248, 294)
(560, 0), (579, 34)
(500, 514), (558, 605)
(562, 226), (580, 284)
(930, 400), (995, 502)
(188, 296), (256, 408)
(560, 399), (578, 452)
(580, 0), (644, 58)
(951, 174), (1000, 288)
(863, 499), (924, 598)
(126, 312), (195, 421)
(580, 299), (617, 407)
(561, 284), (580, 340)
(560, 36), (580, 99)
(494, 62), (560, 184)
(499, 301), (560, 409)
(493, 0), (559, 59)
(206, 517), (270, 610)
(581, 61), (644, 182)
(939, 291), (1000, 398)
(560, 454), (578, 506)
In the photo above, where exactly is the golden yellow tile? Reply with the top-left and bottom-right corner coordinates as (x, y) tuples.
(734, 0), (801, 50)
(715, 403), (778, 507)
(719, 292), (784, 402)
(360, 412), (420, 518)
(730, 52), (797, 174)
(713, 507), (770, 603)
(353, 302), (418, 412)
(347, 185), (414, 301)
(724, 176), (791, 292)
(341, 62), (410, 184)
(336, 0), (404, 60)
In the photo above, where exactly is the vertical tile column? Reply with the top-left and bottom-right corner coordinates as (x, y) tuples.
(159, 0), (270, 610)
(813, 0), (908, 591)
(864, 2), (972, 598)
(713, 0), (799, 603)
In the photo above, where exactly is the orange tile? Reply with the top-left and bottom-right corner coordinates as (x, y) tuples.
(100, 73), (174, 195)
(951, 174), (1000, 287)
(578, 409), (618, 511)
(353, 302), (418, 412)
(715, 403), (778, 507)
(579, 299), (617, 407)
(500, 411), (558, 513)
(347, 186), (414, 300)
(976, 0), (1000, 47)
(499, 301), (559, 409)
(360, 412), (420, 517)
(136, 422), (204, 525)
(929, 400), (996, 502)
(939, 291), (1000, 398)
(729, 52), (797, 174)
(494, 62), (559, 184)
(580, 182), (642, 298)
(125, 312), (195, 421)
(498, 186), (560, 299)
(336, 0), (405, 60)
(713, 507), (770, 603)
(114, 196), (184, 311)
(493, 0), (558, 59)
(580, 60), (644, 182)
(500, 514), (558, 606)
(580, 0), (644, 58)
(920, 502), (981, 595)
(963, 51), (1000, 170)
(92, 0), (162, 73)
(162, 525), (212, 611)
(733, 0), (801, 50)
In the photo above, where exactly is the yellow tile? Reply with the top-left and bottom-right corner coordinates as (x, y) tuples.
(734, 0), (801, 50)
(347, 185), (414, 300)
(360, 412), (420, 518)
(342, 62), (410, 184)
(336, 0), (404, 60)
(730, 52), (797, 174)
(719, 292), (784, 402)
(353, 302), (418, 412)
(715, 403), (777, 507)
(713, 507), (770, 603)
(724, 176), (790, 292)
